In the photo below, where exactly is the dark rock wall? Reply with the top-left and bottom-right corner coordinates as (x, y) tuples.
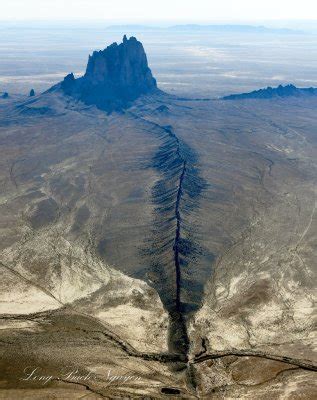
(60, 36), (157, 111)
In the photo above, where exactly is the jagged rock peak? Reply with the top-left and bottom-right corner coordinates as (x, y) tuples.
(84, 35), (156, 90)
(61, 73), (75, 95)
(59, 36), (158, 111)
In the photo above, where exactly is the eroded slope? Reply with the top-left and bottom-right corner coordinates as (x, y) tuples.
(0, 92), (316, 398)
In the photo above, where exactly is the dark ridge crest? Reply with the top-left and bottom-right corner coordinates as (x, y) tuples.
(223, 84), (317, 100)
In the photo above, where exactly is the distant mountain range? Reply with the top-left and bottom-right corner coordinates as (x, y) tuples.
(105, 24), (302, 34)
(223, 84), (317, 100)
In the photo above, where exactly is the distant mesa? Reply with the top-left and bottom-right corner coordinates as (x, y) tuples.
(167, 24), (301, 34)
(1, 92), (9, 99)
(104, 24), (301, 34)
(223, 84), (317, 100)
(29, 89), (35, 97)
(56, 35), (158, 112)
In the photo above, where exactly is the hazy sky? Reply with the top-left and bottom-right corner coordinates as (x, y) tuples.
(1, 0), (317, 22)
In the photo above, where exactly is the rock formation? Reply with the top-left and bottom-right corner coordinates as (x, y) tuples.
(59, 35), (158, 111)
(223, 84), (317, 100)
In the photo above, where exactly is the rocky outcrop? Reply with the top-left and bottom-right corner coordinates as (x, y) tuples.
(223, 84), (317, 100)
(59, 35), (158, 111)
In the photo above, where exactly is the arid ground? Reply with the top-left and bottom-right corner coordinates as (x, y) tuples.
(0, 26), (316, 399)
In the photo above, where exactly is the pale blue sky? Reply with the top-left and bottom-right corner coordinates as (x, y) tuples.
(1, 0), (316, 21)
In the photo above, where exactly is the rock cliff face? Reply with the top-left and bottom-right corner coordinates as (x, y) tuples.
(60, 35), (157, 111)
(223, 84), (317, 100)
